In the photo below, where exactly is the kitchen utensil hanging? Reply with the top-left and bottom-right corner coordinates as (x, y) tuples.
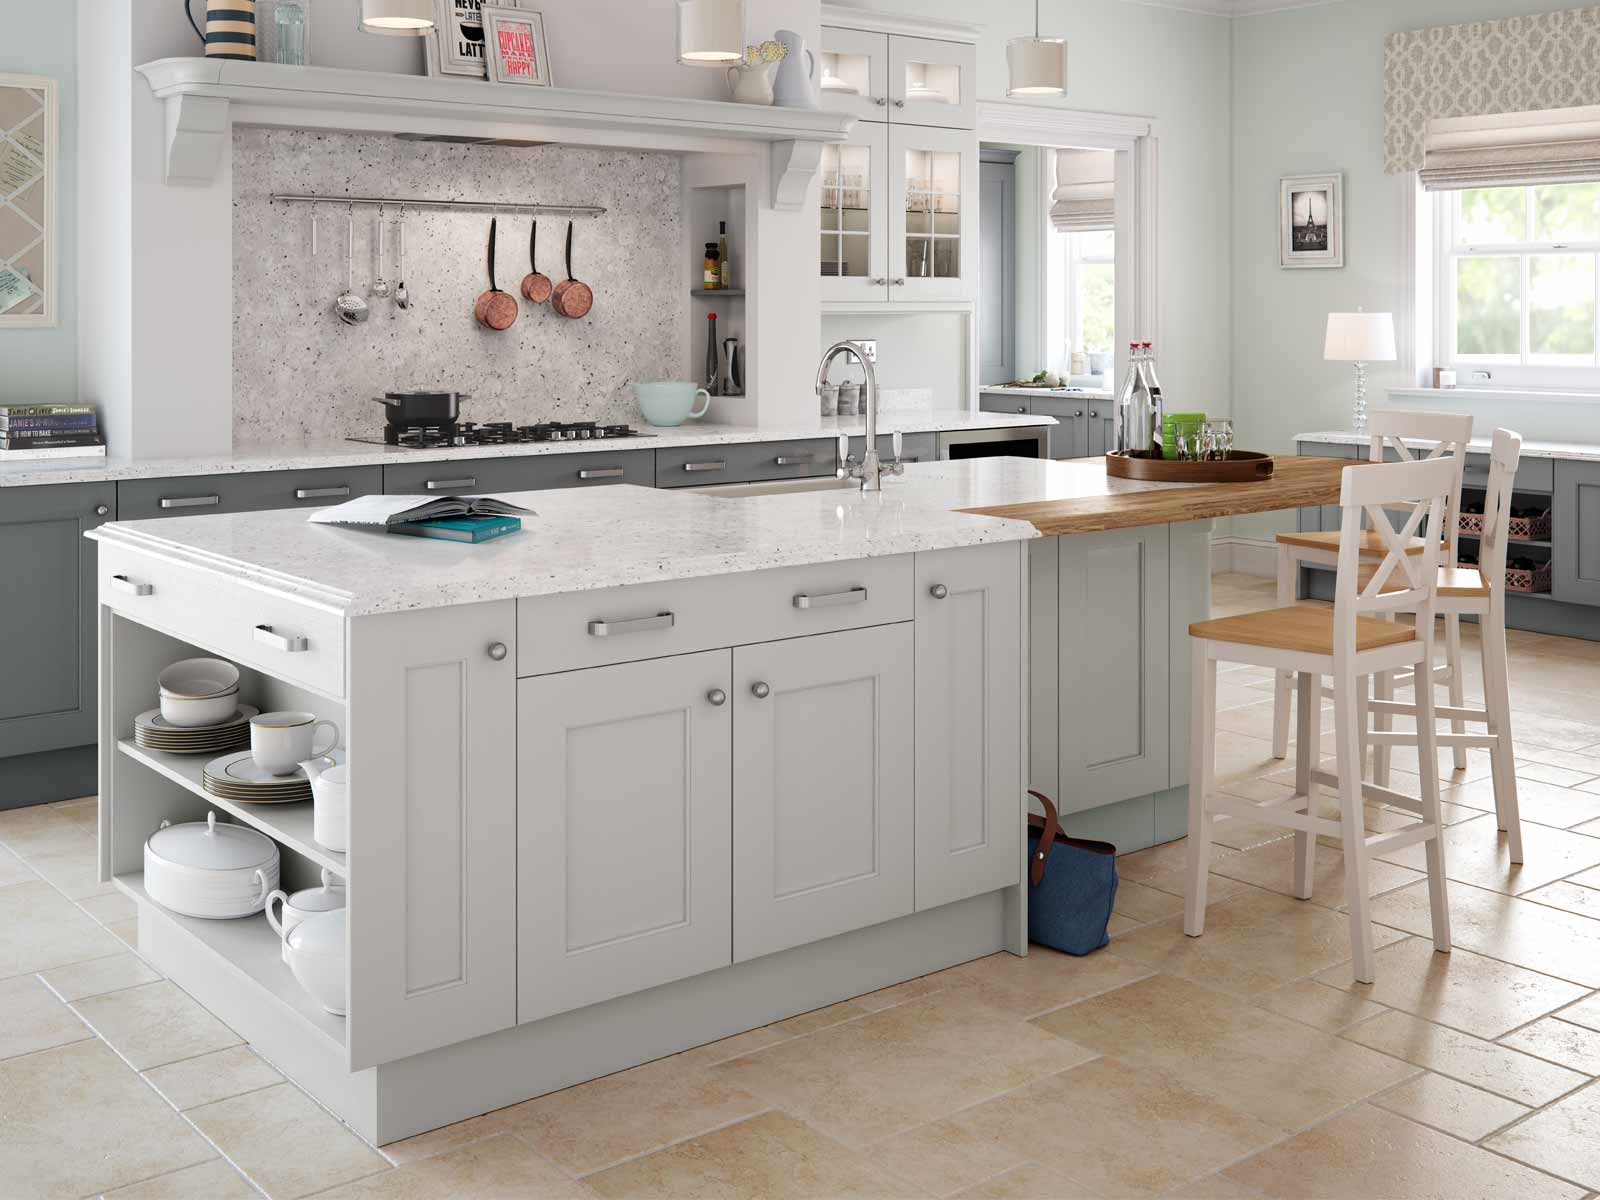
(335, 206), (369, 325)
(370, 204), (391, 299)
(551, 221), (593, 320)
(520, 220), (552, 305)
(474, 217), (518, 331)
(394, 208), (411, 311)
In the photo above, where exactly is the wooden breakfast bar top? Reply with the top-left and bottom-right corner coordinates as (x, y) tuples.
(960, 454), (1350, 536)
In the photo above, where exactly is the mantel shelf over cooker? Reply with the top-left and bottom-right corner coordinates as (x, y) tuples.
(136, 58), (856, 211)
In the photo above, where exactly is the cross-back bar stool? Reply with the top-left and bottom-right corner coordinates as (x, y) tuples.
(1187, 455), (1456, 983)
(1271, 411), (1474, 772)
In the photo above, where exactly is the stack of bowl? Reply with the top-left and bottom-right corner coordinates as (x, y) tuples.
(158, 658), (241, 727)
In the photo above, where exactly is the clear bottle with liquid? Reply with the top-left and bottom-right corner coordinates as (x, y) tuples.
(1138, 341), (1165, 457)
(1113, 342), (1143, 454)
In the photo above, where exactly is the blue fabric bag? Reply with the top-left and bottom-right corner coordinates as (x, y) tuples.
(1026, 790), (1118, 956)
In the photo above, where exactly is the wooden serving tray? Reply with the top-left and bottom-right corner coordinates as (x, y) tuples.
(1106, 450), (1274, 483)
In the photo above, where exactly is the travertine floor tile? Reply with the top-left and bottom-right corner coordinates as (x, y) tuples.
(0, 1039), (213, 1198)
(1371, 1071), (1531, 1141)
(22, 837), (116, 899)
(951, 1056), (1279, 1198)
(851, 973), (949, 1012)
(504, 1055), (767, 1174)
(79, 888), (139, 924)
(314, 1132), (592, 1199)
(73, 979), (242, 1070)
(1342, 1009), (1588, 1107)
(861, 1118), (1026, 1197)
(1376, 813), (1600, 895)
(1224, 1103), (1585, 1200)
(1314, 935), (1587, 1039)
(0, 879), (123, 976)
(1033, 974), (1415, 1131)
(1108, 887), (1408, 996)
(38, 950), (160, 1001)
(1486, 1080), (1600, 1192)
(1113, 837), (1249, 899)
(1449, 776), (1600, 829)
(1206, 838), (1425, 910)
(951, 1162), (1099, 1199)
(929, 946), (1152, 1017)
(0, 803), (98, 857)
(1111, 878), (1186, 922)
(776, 998), (870, 1035)
(1106, 912), (1140, 935)
(104, 1157), (259, 1199)
(189, 1082), (389, 1200)
(669, 1025), (794, 1071)
(1573, 863), (1600, 888)
(0, 972), (91, 1059)
(1164, 1172), (1274, 1199)
(583, 1111), (897, 1199)
(380, 1113), (514, 1166)
(1253, 978), (1386, 1033)
(709, 990), (1096, 1148)
(144, 1044), (283, 1110)
(1521, 746), (1600, 778)
(1516, 760), (1600, 788)
(0, 843), (34, 887)
(1555, 992), (1600, 1033)
(1370, 878), (1600, 987)
(1522, 879), (1600, 919)
(1498, 1016), (1600, 1075)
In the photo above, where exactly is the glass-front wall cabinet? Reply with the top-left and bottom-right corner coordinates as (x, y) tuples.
(820, 126), (889, 302)
(890, 126), (974, 302)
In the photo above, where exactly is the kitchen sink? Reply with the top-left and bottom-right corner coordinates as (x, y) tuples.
(690, 476), (860, 498)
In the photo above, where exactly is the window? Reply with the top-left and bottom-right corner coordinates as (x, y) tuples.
(1437, 182), (1600, 387)
(1065, 229), (1115, 363)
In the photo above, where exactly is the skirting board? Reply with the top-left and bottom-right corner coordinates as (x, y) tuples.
(1210, 536), (1277, 579)
(134, 885), (1012, 1145)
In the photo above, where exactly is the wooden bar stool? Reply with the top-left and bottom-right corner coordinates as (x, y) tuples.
(1271, 411), (1473, 770)
(1369, 429), (1525, 864)
(1187, 455), (1455, 983)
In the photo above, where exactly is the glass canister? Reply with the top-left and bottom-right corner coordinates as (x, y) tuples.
(819, 383), (839, 417)
(272, 1), (307, 65)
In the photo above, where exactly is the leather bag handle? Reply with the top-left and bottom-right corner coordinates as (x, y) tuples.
(1028, 789), (1061, 886)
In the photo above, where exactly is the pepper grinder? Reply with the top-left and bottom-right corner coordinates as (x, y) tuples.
(705, 312), (721, 395)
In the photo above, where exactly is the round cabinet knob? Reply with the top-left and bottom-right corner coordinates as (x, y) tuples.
(707, 688), (727, 707)
(487, 642), (508, 662)
(875, 96), (888, 106)
(929, 583), (949, 600)
(95, 504), (110, 516)
(893, 99), (906, 107)
(1075, 410), (1084, 418)
(751, 681), (771, 700)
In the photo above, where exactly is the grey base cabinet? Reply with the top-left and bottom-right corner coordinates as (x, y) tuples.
(1554, 459), (1600, 606)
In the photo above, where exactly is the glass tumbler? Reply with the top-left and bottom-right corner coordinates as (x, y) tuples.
(273, 1), (307, 65)
(1203, 419), (1234, 460)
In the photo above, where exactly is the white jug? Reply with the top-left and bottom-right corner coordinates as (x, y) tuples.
(301, 756), (349, 852)
(726, 62), (775, 105)
(771, 30), (817, 109)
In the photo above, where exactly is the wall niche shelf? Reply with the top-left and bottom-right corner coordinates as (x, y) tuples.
(691, 289), (745, 298)
(135, 58), (854, 210)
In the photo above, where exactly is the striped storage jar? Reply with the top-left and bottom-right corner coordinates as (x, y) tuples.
(185, 0), (258, 60)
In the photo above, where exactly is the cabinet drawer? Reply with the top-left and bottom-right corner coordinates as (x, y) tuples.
(117, 466), (382, 520)
(844, 431), (937, 464)
(1464, 452), (1552, 493)
(384, 450), (653, 495)
(979, 393), (1030, 416)
(655, 439), (836, 488)
(517, 554), (914, 676)
(100, 543), (345, 698)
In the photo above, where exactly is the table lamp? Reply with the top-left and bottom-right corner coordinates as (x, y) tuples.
(1324, 311), (1396, 435)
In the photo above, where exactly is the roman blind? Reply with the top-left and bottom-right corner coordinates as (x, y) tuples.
(1420, 104), (1600, 191)
(1050, 149), (1114, 233)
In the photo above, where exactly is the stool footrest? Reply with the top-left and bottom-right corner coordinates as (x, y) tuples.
(1308, 769), (1421, 813)
(1210, 794), (1341, 838)
(1365, 822), (1441, 856)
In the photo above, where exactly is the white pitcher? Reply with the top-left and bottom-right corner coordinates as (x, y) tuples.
(726, 62), (775, 105)
(771, 30), (817, 109)
(302, 756), (349, 852)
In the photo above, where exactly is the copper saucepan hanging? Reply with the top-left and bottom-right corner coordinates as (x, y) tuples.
(520, 219), (552, 305)
(473, 217), (518, 331)
(550, 220), (594, 320)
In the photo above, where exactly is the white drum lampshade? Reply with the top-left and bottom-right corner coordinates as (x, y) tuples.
(1324, 311), (1395, 434)
(1007, 0), (1067, 97)
(678, 0), (744, 66)
(361, 0), (434, 32)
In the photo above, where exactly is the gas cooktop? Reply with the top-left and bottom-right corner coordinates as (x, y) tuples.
(347, 421), (653, 449)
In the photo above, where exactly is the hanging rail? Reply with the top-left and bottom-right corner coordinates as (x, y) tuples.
(270, 194), (606, 216)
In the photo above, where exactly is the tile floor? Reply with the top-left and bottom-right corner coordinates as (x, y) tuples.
(3, 573), (1600, 1198)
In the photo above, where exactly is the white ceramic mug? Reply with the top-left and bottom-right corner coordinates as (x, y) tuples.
(250, 711), (340, 776)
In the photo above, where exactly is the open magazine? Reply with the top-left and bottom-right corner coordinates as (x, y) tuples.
(306, 494), (534, 528)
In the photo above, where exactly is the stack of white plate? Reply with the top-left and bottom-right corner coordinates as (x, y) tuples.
(134, 706), (257, 755)
(203, 749), (336, 805)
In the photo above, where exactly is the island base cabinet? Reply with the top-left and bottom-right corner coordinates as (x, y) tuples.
(733, 624), (915, 963)
(347, 600), (518, 1071)
(517, 651), (733, 1024)
(914, 543), (1023, 912)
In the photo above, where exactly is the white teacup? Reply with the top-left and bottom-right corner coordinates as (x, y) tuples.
(250, 711), (340, 776)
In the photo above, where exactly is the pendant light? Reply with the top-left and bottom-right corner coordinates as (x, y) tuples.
(1007, 0), (1067, 98)
(361, 0), (434, 33)
(677, 0), (744, 66)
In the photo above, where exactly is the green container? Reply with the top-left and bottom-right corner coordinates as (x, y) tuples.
(1162, 412), (1205, 460)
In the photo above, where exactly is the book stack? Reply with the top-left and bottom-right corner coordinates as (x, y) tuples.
(0, 404), (105, 460)
(306, 493), (532, 545)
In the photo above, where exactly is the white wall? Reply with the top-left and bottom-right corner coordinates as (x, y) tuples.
(2, 0), (77, 405)
(1228, 0), (1599, 540)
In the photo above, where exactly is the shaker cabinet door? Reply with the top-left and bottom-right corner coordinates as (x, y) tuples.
(889, 124), (977, 303)
(818, 25), (891, 122)
(346, 599), (518, 1070)
(1555, 459), (1600, 606)
(820, 122), (890, 303)
(518, 651), (733, 1023)
(914, 544), (1023, 912)
(733, 624), (914, 962)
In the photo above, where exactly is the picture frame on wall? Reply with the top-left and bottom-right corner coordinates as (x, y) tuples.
(483, 7), (551, 87)
(0, 73), (57, 328)
(433, 0), (530, 77)
(1279, 172), (1343, 269)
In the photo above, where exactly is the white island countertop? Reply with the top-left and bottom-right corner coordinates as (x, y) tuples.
(89, 457), (1190, 617)
(1296, 430), (1600, 462)
(1, 411), (1053, 489)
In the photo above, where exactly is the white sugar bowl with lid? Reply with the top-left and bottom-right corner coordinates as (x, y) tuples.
(265, 869), (346, 963)
(144, 811), (280, 920)
(285, 908), (347, 1016)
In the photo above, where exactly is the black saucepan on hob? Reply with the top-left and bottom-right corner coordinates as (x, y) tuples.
(371, 391), (469, 429)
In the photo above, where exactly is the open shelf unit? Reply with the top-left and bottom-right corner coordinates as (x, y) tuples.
(117, 739), (346, 879)
(691, 289), (745, 299)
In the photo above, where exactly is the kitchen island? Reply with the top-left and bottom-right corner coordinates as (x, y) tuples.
(91, 456), (1346, 1143)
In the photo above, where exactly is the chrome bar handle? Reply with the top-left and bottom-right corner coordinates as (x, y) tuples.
(577, 467), (626, 480)
(682, 462), (726, 473)
(254, 624), (309, 653)
(426, 478), (476, 491)
(296, 486), (351, 500)
(587, 611), (675, 638)
(110, 574), (153, 597)
(160, 495), (220, 510)
(793, 587), (868, 610)
(774, 456), (816, 467)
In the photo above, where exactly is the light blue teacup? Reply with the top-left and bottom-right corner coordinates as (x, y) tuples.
(635, 381), (711, 428)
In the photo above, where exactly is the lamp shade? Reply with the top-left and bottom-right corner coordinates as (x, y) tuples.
(678, 0), (743, 65)
(1007, 37), (1068, 97)
(361, 0), (433, 31)
(1324, 312), (1396, 362)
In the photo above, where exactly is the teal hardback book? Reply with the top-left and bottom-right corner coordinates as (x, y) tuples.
(387, 515), (523, 544)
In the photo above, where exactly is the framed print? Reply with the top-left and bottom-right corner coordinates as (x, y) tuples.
(0, 73), (56, 327)
(484, 7), (550, 87)
(434, 0), (530, 77)
(1280, 172), (1343, 269)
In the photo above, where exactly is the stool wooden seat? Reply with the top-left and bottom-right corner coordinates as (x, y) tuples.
(1187, 454), (1455, 984)
(1365, 565), (1489, 598)
(1275, 529), (1436, 557)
